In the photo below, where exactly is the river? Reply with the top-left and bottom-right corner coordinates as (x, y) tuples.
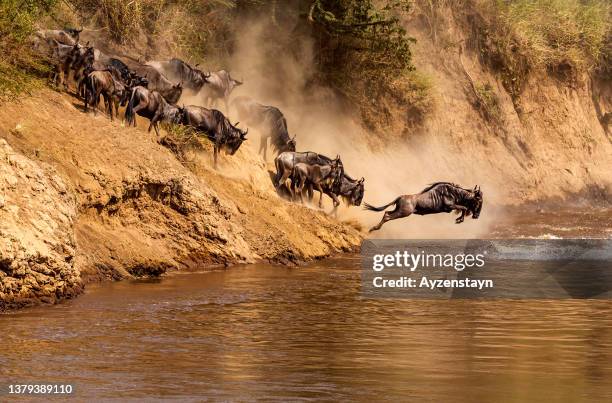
(1, 209), (612, 401)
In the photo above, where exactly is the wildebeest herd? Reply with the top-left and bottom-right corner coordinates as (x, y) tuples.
(33, 27), (484, 230)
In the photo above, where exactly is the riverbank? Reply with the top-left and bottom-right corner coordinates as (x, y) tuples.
(0, 89), (362, 310)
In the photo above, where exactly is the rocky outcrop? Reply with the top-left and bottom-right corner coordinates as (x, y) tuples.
(0, 139), (82, 309)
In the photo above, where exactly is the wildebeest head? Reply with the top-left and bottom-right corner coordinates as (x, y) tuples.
(229, 74), (243, 91)
(471, 185), (483, 219)
(165, 104), (185, 125)
(65, 27), (83, 41)
(349, 177), (365, 206)
(164, 82), (183, 104)
(225, 122), (248, 155)
(193, 66), (210, 87)
(286, 135), (297, 152)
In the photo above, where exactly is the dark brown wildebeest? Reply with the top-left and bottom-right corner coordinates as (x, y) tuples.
(199, 70), (242, 112)
(125, 60), (183, 103)
(319, 174), (365, 215)
(109, 58), (148, 88)
(147, 58), (209, 92)
(84, 67), (127, 120)
(232, 96), (296, 160)
(365, 182), (483, 232)
(291, 158), (343, 207)
(274, 151), (343, 195)
(125, 86), (183, 136)
(181, 105), (247, 168)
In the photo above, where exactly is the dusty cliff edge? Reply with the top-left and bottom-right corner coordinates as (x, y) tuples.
(0, 90), (363, 310)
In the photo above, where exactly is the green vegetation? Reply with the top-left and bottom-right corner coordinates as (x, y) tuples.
(308, 0), (430, 127)
(0, 0), (57, 100)
(474, 82), (501, 123)
(475, 0), (611, 96)
(159, 123), (204, 168)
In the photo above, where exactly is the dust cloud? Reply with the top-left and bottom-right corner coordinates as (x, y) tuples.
(175, 16), (500, 239)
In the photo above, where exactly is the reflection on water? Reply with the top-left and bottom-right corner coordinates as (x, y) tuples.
(2, 255), (612, 401)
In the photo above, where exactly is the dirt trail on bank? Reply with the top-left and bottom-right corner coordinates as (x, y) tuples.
(0, 89), (361, 308)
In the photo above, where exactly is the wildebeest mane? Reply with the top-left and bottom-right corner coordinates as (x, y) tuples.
(420, 182), (463, 194)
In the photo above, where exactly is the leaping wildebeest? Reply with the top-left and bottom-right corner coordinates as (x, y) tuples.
(232, 96), (296, 160)
(125, 86), (184, 136)
(181, 105), (248, 168)
(365, 182), (483, 232)
(199, 70), (242, 112)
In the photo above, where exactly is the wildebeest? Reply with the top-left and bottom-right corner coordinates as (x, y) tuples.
(84, 67), (127, 120)
(365, 182), (483, 232)
(125, 86), (183, 136)
(320, 174), (365, 215)
(181, 105), (247, 168)
(274, 151), (343, 195)
(125, 60), (183, 103)
(147, 58), (208, 92)
(292, 158), (343, 207)
(232, 96), (296, 159)
(45, 39), (82, 88)
(36, 27), (82, 46)
(200, 70), (242, 112)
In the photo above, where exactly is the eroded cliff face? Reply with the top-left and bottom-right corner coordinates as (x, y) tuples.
(0, 90), (362, 308)
(0, 139), (81, 309)
(390, 8), (612, 204)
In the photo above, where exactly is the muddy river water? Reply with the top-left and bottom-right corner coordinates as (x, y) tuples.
(1, 209), (611, 401)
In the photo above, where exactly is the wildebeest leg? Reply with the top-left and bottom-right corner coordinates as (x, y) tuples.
(259, 135), (268, 160)
(102, 93), (112, 120)
(295, 176), (306, 204)
(369, 200), (410, 232)
(114, 98), (120, 119)
(329, 193), (340, 216)
(213, 144), (219, 169)
(449, 205), (468, 224)
(148, 111), (162, 135)
(314, 184), (325, 208)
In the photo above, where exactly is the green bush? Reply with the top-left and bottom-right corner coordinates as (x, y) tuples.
(475, 0), (610, 96)
(0, 0), (58, 100)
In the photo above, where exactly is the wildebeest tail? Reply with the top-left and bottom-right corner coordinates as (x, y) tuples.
(273, 156), (282, 187)
(363, 197), (400, 212)
(85, 74), (96, 107)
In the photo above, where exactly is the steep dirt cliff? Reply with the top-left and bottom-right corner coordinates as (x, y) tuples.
(0, 89), (361, 308)
(0, 138), (81, 308)
(393, 5), (611, 204)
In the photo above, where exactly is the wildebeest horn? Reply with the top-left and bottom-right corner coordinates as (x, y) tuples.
(359, 177), (365, 183)
(234, 121), (239, 127)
